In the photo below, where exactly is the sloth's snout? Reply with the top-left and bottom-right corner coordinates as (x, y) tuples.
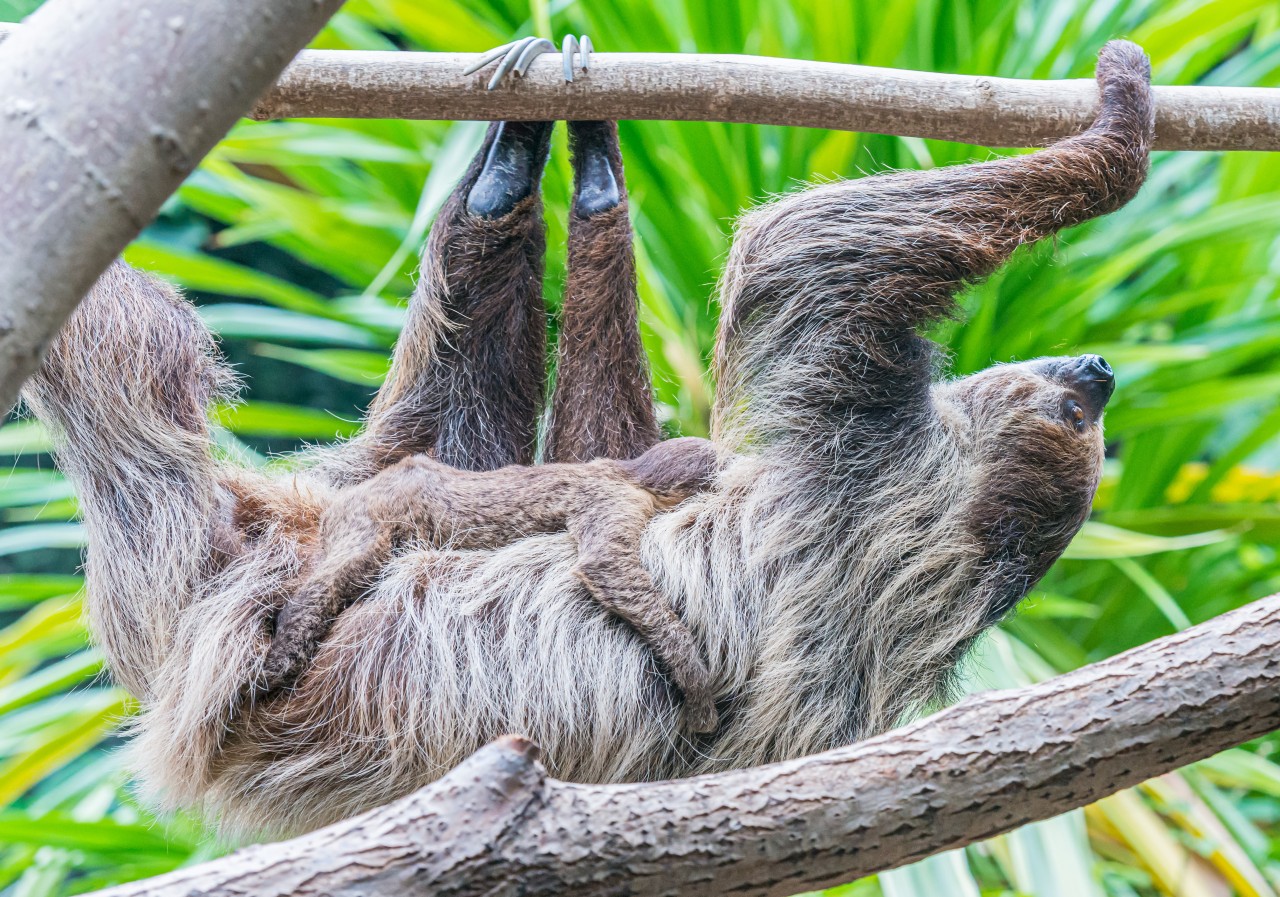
(1067, 354), (1115, 412)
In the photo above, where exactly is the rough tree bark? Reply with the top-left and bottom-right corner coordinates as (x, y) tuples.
(253, 53), (1280, 152)
(0, 0), (342, 414)
(85, 591), (1280, 897)
(0, 25), (1277, 151)
(4, 11), (1278, 896)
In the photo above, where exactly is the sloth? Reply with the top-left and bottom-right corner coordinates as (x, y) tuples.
(19, 40), (1152, 836)
(261, 435), (723, 734)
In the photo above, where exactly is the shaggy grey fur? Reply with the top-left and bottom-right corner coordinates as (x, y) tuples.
(21, 42), (1152, 836)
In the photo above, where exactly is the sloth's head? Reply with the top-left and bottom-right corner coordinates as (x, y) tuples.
(936, 354), (1115, 614)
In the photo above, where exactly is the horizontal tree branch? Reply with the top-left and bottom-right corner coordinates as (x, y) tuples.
(89, 591), (1280, 897)
(1, 23), (1277, 150)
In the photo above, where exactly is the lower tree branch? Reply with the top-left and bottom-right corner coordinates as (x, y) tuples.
(0, 25), (1277, 151)
(88, 591), (1280, 897)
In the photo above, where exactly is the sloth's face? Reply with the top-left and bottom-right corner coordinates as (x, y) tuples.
(942, 353), (1113, 448)
(953, 354), (1114, 437)
(935, 355), (1115, 614)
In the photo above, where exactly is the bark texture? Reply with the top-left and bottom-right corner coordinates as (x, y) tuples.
(87, 592), (1280, 897)
(2, 26), (1271, 151)
(0, 0), (342, 413)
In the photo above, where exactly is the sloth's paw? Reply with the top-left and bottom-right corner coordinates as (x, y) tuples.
(257, 592), (329, 695)
(673, 656), (719, 734)
(463, 34), (594, 90)
(259, 638), (300, 695)
(683, 690), (720, 736)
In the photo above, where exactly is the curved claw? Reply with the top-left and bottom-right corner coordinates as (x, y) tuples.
(461, 40), (519, 76)
(466, 34), (596, 90)
(488, 36), (549, 89)
(562, 35), (578, 82)
(513, 37), (556, 78)
(562, 34), (593, 82)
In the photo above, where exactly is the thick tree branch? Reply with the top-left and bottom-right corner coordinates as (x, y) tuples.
(0, 0), (342, 414)
(88, 592), (1280, 897)
(1, 24), (1274, 151)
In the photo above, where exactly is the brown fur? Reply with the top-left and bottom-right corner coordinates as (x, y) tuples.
(265, 437), (721, 732)
(323, 122), (552, 482)
(262, 118), (720, 727)
(19, 43), (1153, 837)
(546, 121), (661, 462)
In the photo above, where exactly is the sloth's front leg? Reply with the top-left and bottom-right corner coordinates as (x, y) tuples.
(570, 506), (718, 735)
(261, 494), (399, 692)
(262, 460), (444, 693)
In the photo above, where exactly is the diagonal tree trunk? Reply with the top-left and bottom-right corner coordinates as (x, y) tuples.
(0, 0), (343, 413)
(84, 591), (1280, 897)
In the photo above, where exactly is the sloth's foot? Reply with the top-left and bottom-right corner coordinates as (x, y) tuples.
(258, 583), (335, 695)
(467, 120), (554, 218)
(463, 34), (593, 90)
(568, 120), (621, 216)
(257, 518), (394, 697)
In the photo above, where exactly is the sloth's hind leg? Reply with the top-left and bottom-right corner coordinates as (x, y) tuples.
(320, 120), (554, 483)
(376, 120), (552, 474)
(545, 121), (660, 463)
(467, 121), (555, 219)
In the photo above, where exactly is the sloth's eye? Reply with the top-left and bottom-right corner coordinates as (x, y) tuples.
(1064, 400), (1087, 432)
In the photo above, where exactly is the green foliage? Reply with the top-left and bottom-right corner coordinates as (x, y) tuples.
(3, 0), (1280, 894)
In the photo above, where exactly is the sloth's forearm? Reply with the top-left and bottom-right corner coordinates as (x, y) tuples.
(384, 438), (718, 549)
(370, 456), (631, 548)
(900, 48), (1151, 270)
(713, 43), (1152, 439)
(573, 512), (718, 734)
(730, 47), (1149, 338)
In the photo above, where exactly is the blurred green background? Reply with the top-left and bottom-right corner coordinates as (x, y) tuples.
(2, 0), (1280, 894)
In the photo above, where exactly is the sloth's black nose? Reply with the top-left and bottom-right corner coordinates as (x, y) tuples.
(1068, 354), (1115, 411)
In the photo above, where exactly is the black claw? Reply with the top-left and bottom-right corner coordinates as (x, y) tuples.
(466, 121), (555, 219)
(569, 121), (622, 217)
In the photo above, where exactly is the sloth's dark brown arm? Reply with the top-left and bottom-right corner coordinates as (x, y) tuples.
(713, 41), (1153, 436)
(319, 120), (554, 483)
(570, 509), (718, 734)
(545, 121), (660, 463)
